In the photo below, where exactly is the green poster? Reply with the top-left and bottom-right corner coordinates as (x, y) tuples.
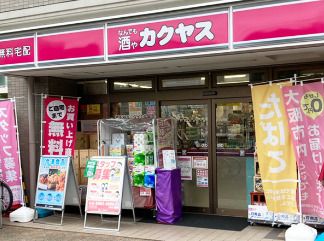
(84, 160), (97, 178)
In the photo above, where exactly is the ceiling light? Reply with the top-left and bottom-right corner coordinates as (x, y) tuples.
(224, 74), (247, 79)
(114, 82), (128, 86)
(129, 84), (139, 87)
(140, 85), (152, 89)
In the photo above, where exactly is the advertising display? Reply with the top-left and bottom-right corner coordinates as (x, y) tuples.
(85, 156), (126, 215)
(252, 84), (298, 214)
(192, 156), (208, 169)
(177, 156), (192, 180)
(282, 82), (324, 218)
(0, 100), (23, 205)
(196, 169), (208, 188)
(42, 96), (79, 156)
(35, 156), (69, 209)
(107, 11), (228, 58)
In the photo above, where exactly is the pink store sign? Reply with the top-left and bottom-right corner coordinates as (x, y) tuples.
(107, 12), (228, 58)
(282, 82), (324, 218)
(0, 100), (23, 206)
(38, 29), (104, 62)
(0, 37), (34, 66)
(234, 0), (324, 43)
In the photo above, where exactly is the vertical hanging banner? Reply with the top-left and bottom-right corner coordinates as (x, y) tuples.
(282, 82), (324, 217)
(252, 84), (298, 214)
(0, 100), (23, 205)
(42, 97), (79, 156)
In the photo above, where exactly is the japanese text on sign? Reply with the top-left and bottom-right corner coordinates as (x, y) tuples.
(0, 46), (31, 58)
(43, 97), (78, 157)
(108, 13), (228, 57)
(0, 100), (23, 205)
(283, 83), (324, 218)
(118, 21), (214, 51)
(252, 84), (298, 214)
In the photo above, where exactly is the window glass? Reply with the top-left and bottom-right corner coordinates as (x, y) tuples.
(111, 101), (156, 118)
(216, 71), (266, 85)
(160, 75), (207, 88)
(113, 80), (152, 91)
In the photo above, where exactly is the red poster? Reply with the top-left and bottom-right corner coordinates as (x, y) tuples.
(0, 100), (23, 205)
(42, 97), (79, 156)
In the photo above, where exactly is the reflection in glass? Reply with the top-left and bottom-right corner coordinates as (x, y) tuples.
(161, 104), (209, 208)
(216, 103), (255, 211)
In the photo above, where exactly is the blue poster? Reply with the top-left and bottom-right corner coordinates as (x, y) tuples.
(35, 156), (69, 209)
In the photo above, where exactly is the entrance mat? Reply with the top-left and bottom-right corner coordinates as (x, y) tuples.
(139, 212), (248, 231)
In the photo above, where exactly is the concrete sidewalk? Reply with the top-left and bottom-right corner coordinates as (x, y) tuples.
(1, 215), (285, 241)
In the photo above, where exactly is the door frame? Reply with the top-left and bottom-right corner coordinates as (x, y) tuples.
(212, 97), (253, 217)
(160, 99), (213, 214)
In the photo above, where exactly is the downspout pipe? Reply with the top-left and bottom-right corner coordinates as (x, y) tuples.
(27, 77), (36, 207)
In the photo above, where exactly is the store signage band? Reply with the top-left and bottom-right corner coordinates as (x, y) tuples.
(0, 0), (324, 70)
(233, 0), (324, 44)
(107, 11), (229, 58)
(37, 28), (105, 62)
(0, 36), (34, 66)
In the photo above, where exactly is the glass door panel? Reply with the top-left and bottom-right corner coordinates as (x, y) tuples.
(161, 103), (209, 209)
(216, 103), (255, 211)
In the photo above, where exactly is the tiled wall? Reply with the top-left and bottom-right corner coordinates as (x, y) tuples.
(8, 76), (78, 206)
(0, 0), (77, 13)
(7, 76), (31, 202)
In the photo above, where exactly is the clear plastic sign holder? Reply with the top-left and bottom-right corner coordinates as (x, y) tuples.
(83, 156), (135, 232)
(33, 156), (82, 225)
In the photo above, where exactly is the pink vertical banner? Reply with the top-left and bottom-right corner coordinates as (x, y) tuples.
(42, 97), (79, 156)
(0, 100), (23, 205)
(282, 82), (324, 217)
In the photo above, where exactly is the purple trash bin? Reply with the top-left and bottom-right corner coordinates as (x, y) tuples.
(156, 168), (182, 224)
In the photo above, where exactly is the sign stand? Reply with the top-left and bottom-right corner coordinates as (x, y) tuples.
(84, 156), (135, 231)
(33, 156), (82, 225)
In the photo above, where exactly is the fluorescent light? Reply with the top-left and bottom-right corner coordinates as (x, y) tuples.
(140, 85), (152, 89)
(129, 84), (139, 87)
(114, 82), (128, 86)
(201, 77), (206, 81)
(224, 74), (247, 79)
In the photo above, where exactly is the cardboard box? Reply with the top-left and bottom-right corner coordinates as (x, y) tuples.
(79, 168), (88, 185)
(75, 132), (89, 149)
(73, 168), (80, 185)
(73, 150), (80, 170)
(89, 133), (98, 149)
(89, 149), (98, 158)
(79, 149), (89, 168)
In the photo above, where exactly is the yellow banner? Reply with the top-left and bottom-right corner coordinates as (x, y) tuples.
(252, 83), (298, 214)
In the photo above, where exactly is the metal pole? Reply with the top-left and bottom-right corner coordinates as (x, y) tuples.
(40, 94), (45, 156)
(13, 97), (25, 207)
(28, 77), (37, 207)
(298, 168), (303, 223)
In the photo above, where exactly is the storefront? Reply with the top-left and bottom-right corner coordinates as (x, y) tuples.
(1, 0), (324, 218)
